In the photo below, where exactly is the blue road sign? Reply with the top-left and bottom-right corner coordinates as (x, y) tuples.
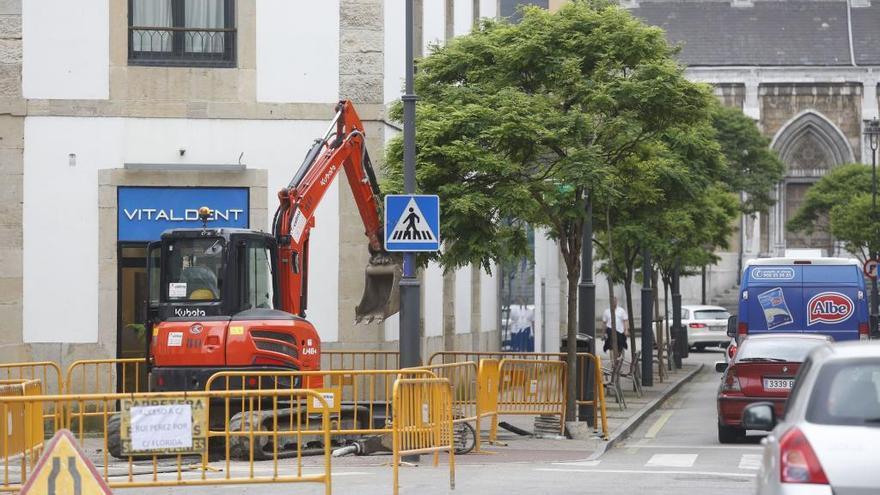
(384, 194), (440, 252)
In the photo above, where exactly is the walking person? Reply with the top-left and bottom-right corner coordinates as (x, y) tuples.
(602, 296), (629, 356)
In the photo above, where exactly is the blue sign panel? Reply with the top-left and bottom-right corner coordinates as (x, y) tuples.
(118, 187), (249, 241)
(384, 194), (440, 252)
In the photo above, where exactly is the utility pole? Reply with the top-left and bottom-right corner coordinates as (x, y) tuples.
(641, 247), (653, 387)
(400, 0), (421, 369)
(399, 0), (420, 463)
(578, 198), (596, 422)
(866, 119), (880, 337)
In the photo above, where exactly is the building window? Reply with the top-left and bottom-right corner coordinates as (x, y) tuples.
(129, 0), (236, 68)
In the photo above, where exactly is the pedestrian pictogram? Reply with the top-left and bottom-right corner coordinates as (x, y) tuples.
(20, 429), (113, 495)
(864, 258), (879, 279)
(384, 194), (440, 252)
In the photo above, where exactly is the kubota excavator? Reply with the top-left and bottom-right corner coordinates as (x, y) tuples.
(107, 100), (401, 458)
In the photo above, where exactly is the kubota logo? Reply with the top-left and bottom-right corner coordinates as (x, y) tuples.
(807, 292), (854, 326)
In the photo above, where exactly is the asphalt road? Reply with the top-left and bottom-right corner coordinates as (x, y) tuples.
(117, 349), (762, 495)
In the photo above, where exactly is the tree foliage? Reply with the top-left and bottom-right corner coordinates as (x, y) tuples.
(710, 104), (785, 214)
(383, 0), (733, 416)
(787, 163), (875, 261)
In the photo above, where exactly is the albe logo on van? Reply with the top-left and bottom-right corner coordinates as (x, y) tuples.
(807, 292), (854, 326)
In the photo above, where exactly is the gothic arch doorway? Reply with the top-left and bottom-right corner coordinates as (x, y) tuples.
(767, 110), (855, 255)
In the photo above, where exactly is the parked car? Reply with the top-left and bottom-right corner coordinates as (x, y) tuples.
(716, 333), (833, 443)
(682, 305), (730, 351)
(743, 342), (880, 494)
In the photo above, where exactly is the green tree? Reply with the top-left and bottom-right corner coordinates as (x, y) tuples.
(383, 1), (714, 419)
(787, 164), (871, 231)
(710, 104), (785, 214)
(787, 163), (875, 261)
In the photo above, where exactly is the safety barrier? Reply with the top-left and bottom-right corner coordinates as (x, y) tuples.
(0, 362), (62, 395)
(0, 380), (45, 466)
(495, 359), (567, 436)
(204, 369), (434, 439)
(392, 377), (455, 495)
(431, 352), (608, 439)
(322, 350), (399, 371)
(404, 361), (497, 451)
(65, 357), (148, 395)
(0, 388), (332, 493)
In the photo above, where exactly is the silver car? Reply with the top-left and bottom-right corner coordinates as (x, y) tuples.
(743, 342), (880, 494)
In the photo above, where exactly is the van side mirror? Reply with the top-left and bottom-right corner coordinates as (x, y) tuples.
(742, 402), (776, 431)
(727, 315), (737, 338)
(715, 362), (728, 373)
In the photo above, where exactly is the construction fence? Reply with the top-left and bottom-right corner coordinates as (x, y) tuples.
(0, 387), (333, 494)
(0, 350), (610, 493)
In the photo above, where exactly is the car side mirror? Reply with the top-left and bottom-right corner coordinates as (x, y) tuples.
(726, 315), (737, 338)
(742, 402), (776, 431)
(715, 362), (728, 373)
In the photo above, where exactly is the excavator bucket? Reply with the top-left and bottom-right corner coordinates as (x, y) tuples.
(355, 253), (402, 323)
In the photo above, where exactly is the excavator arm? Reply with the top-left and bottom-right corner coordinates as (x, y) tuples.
(272, 100), (400, 323)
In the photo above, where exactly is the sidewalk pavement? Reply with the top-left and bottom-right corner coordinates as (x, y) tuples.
(325, 360), (703, 468)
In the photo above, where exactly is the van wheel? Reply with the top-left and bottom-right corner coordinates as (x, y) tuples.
(717, 422), (744, 444)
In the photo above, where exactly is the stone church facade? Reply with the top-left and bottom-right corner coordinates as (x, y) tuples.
(627, 0), (880, 258)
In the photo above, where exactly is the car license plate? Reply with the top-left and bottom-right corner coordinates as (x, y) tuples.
(710, 326), (725, 332)
(763, 378), (793, 390)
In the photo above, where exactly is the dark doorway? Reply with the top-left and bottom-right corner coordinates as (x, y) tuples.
(117, 243), (151, 392)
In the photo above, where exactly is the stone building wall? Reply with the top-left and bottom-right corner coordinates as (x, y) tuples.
(0, 0), (23, 361)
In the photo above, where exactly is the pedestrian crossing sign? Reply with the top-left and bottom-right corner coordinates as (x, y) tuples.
(384, 194), (440, 252)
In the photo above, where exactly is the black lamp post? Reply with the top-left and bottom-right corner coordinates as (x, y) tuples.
(866, 118), (880, 337)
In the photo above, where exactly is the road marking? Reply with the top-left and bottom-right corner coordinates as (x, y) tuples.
(738, 454), (762, 470)
(623, 444), (763, 451)
(535, 468), (755, 478)
(552, 460), (601, 467)
(645, 454), (697, 468)
(644, 410), (675, 439)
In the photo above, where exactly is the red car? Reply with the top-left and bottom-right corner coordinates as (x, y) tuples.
(716, 333), (832, 443)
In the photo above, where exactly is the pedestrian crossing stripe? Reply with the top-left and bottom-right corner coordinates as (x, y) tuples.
(384, 194), (441, 252)
(20, 429), (113, 495)
(388, 198), (436, 242)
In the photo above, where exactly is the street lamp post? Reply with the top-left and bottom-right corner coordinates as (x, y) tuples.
(866, 118), (880, 337)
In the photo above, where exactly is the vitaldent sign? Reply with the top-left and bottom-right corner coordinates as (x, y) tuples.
(118, 187), (249, 241)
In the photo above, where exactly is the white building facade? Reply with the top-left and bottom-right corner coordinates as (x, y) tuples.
(0, 0), (502, 369)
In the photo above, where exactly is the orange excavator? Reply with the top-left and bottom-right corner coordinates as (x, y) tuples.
(107, 101), (400, 458)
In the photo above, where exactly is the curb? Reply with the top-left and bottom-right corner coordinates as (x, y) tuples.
(586, 362), (704, 460)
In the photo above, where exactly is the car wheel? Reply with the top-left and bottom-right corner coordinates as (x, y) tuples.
(717, 422), (744, 444)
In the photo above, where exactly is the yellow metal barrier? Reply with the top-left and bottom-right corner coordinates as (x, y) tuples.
(432, 352), (608, 439)
(495, 359), (566, 436)
(204, 369), (434, 439)
(65, 358), (147, 395)
(0, 362), (62, 395)
(404, 361), (497, 452)
(477, 359), (500, 444)
(392, 377), (455, 495)
(322, 350), (399, 371)
(0, 388), (332, 493)
(0, 380), (44, 467)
